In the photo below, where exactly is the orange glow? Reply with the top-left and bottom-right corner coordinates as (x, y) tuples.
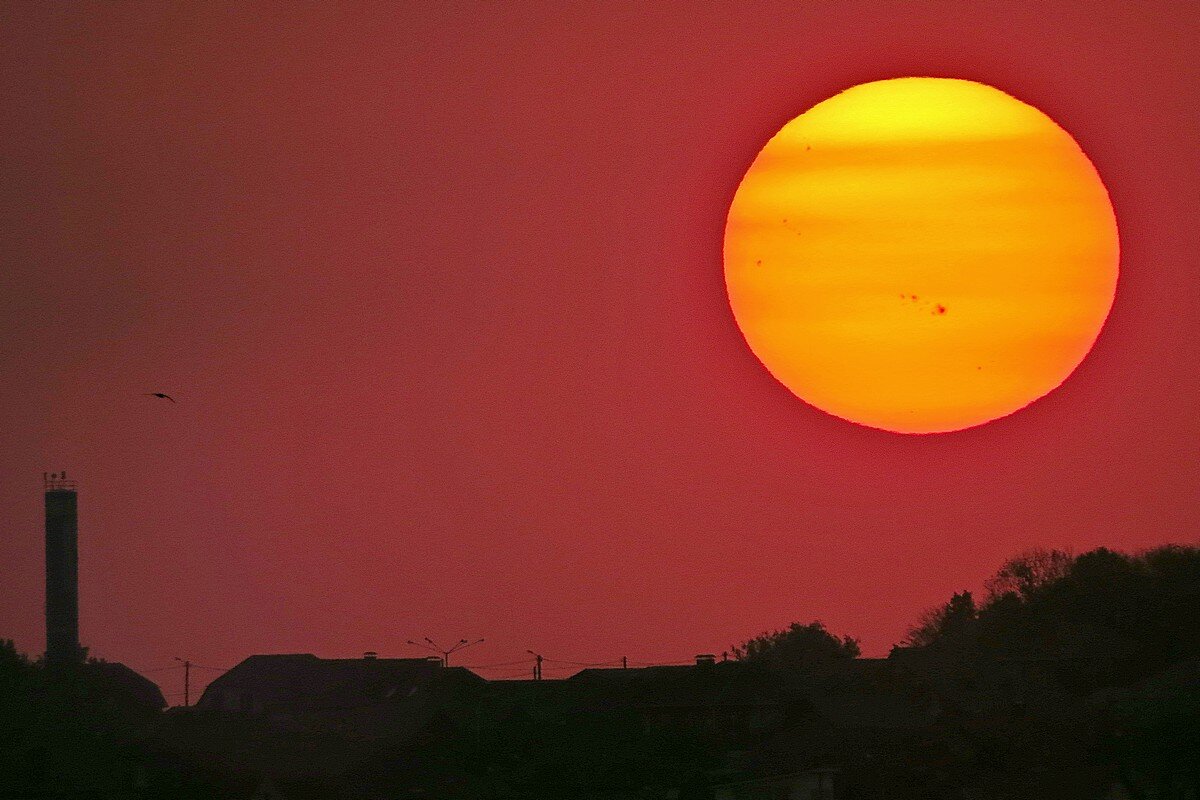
(724, 78), (1119, 434)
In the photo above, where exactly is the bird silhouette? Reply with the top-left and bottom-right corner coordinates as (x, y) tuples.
(146, 393), (176, 403)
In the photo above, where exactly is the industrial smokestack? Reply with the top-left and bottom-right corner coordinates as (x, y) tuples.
(45, 472), (81, 664)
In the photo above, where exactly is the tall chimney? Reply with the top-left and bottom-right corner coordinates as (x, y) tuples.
(44, 472), (80, 664)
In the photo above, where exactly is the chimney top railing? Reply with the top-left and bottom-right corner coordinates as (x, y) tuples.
(44, 472), (77, 491)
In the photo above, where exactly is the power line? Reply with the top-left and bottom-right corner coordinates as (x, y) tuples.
(458, 659), (535, 669)
(493, 667), (543, 679)
(143, 652), (701, 685)
(526, 651), (543, 681)
(537, 666), (579, 676)
(541, 658), (624, 667)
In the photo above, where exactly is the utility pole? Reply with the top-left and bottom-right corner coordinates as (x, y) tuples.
(173, 657), (191, 706)
(526, 650), (543, 681)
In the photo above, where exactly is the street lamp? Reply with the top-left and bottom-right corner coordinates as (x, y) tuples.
(406, 637), (484, 666)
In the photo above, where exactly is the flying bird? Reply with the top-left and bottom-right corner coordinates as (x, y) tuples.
(146, 393), (176, 403)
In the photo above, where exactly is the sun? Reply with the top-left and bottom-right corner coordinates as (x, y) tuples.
(723, 77), (1119, 434)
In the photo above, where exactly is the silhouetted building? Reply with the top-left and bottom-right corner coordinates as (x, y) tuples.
(567, 655), (786, 737)
(197, 653), (485, 724)
(44, 471), (81, 664)
(85, 660), (168, 710)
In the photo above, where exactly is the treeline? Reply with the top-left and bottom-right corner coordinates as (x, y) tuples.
(901, 544), (1200, 683)
(729, 545), (1200, 799)
(892, 545), (1200, 798)
(733, 544), (1200, 682)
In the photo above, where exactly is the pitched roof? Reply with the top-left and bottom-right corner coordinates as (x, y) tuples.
(84, 661), (168, 710)
(568, 661), (782, 708)
(197, 654), (483, 713)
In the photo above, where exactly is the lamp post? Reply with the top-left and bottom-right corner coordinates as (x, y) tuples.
(406, 637), (484, 666)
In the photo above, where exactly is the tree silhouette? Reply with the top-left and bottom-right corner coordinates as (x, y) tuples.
(732, 621), (860, 671)
(984, 547), (1073, 603)
(904, 545), (1200, 682)
(903, 591), (977, 647)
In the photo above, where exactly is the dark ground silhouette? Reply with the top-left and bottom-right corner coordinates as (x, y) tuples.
(2, 544), (1197, 799)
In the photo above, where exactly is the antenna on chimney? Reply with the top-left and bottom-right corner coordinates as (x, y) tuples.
(44, 472), (76, 491)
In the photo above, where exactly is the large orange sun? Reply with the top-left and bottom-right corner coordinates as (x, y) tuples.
(724, 77), (1119, 434)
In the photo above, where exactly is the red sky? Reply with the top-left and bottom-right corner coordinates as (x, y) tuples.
(2, 2), (1198, 701)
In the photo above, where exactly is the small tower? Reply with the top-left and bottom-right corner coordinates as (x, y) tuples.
(44, 471), (81, 664)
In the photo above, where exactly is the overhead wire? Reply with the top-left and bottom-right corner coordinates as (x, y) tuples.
(457, 659), (535, 669)
(143, 654), (707, 684)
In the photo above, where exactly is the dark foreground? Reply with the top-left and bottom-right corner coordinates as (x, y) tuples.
(2, 545), (1198, 799)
